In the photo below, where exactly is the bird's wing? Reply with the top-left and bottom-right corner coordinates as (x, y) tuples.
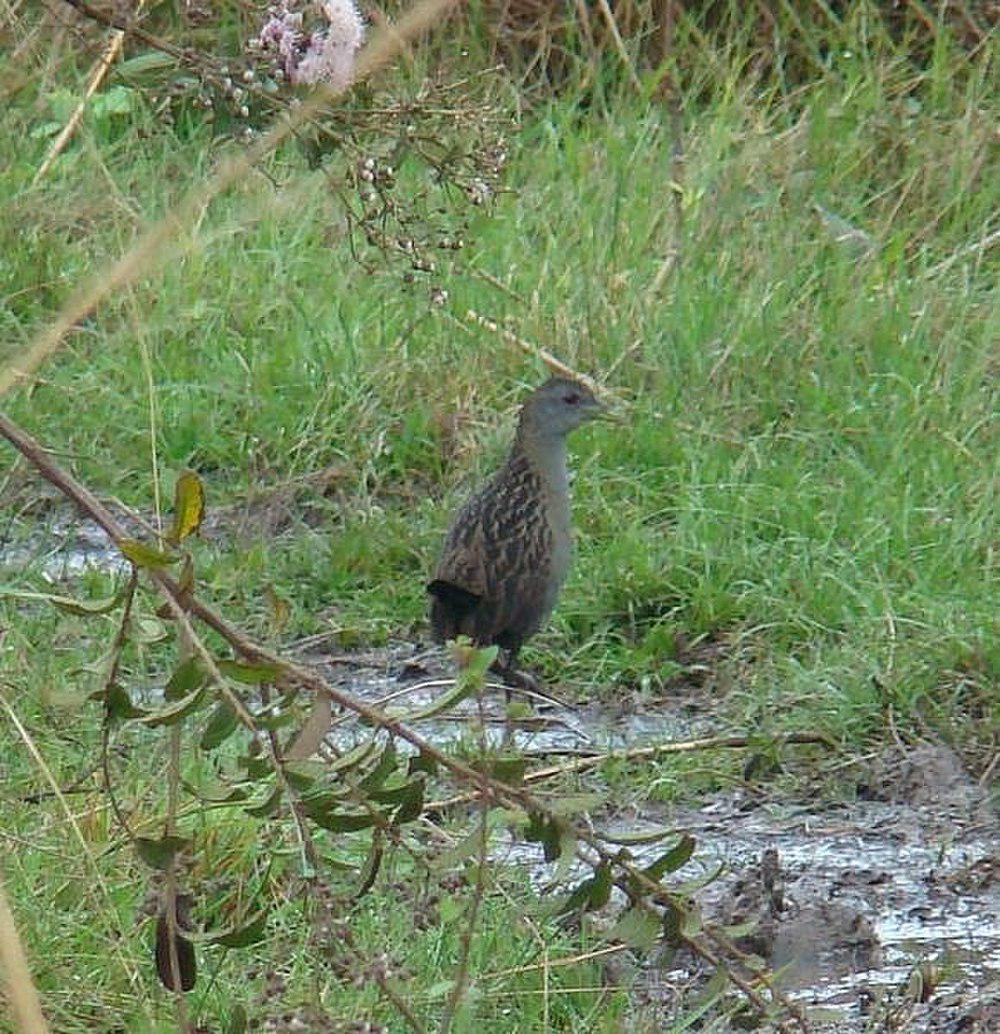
(431, 491), (491, 601)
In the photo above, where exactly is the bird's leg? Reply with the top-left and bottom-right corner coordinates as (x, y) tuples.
(490, 647), (542, 706)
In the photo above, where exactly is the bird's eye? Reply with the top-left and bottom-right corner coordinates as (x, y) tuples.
(564, 393), (580, 405)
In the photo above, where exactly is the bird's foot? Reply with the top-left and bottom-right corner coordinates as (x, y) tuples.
(488, 661), (565, 711)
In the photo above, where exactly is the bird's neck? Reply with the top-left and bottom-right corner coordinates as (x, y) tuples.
(511, 428), (569, 494)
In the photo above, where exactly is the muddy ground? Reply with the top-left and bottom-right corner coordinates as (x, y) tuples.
(315, 643), (999, 1033)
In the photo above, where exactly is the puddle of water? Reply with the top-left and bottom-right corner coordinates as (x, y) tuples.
(314, 647), (704, 756)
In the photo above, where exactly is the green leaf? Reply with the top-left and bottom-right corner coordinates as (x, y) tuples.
(602, 826), (677, 847)
(117, 51), (179, 80)
(165, 657), (205, 701)
(524, 812), (564, 862)
(680, 901), (702, 939)
(461, 643), (499, 684)
(105, 682), (145, 720)
(643, 834), (696, 880)
(168, 470), (205, 545)
(437, 817), (499, 868)
(283, 761), (326, 791)
(306, 807), (377, 833)
(139, 685), (207, 727)
(91, 85), (136, 119)
(205, 911), (269, 948)
(134, 615), (169, 644)
(370, 775), (424, 807)
(358, 741), (398, 793)
(662, 901), (686, 947)
(243, 786), (282, 818)
(118, 537), (177, 569)
(135, 835), (190, 870)
(241, 755), (271, 780)
(391, 673), (479, 722)
(408, 750), (438, 776)
(200, 702), (240, 750)
(609, 906), (662, 950)
(354, 832), (383, 900)
(225, 1004), (248, 1034)
(15, 581), (130, 616)
(589, 862), (613, 908)
(392, 782), (425, 824)
(284, 695), (331, 761)
(190, 780), (247, 804)
(218, 660), (281, 685)
(556, 863), (612, 917)
(326, 738), (379, 775)
(482, 754), (527, 786)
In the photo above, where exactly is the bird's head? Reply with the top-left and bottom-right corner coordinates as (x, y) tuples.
(519, 377), (607, 439)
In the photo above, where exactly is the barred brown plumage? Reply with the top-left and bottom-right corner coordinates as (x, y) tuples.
(428, 377), (607, 690)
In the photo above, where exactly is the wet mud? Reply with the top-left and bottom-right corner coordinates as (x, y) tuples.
(316, 644), (998, 1032)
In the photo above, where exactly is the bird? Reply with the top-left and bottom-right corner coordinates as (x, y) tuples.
(427, 376), (607, 692)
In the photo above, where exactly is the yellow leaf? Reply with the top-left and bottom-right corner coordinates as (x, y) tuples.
(169, 470), (205, 544)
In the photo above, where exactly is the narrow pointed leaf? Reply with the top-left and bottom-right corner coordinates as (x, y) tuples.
(358, 741), (398, 792)
(106, 682), (146, 720)
(218, 659), (281, 684)
(643, 834), (696, 880)
(243, 786), (283, 818)
(168, 470), (205, 545)
(200, 702), (240, 750)
(118, 537), (177, 569)
(609, 906), (662, 950)
(408, 750), (438, 776)
(135, 835), (190, 870)
(354, 832), (383, 900)
(284, 694), (331, 761)
(139, 685), (207, 727)
(48, 583), (129, 616)
(205, 911), (269, 948)
(391, 675), (478, 722)
(306, 807), (376, 833)
(483, 754), (527, 786)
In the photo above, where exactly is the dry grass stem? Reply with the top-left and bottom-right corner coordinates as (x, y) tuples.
(462, 309), (620, 403)
(32, 0), (146, 185)
(0, 872), (50, 1034)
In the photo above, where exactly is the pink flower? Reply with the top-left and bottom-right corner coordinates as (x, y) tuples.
(256, 1), (364, 90)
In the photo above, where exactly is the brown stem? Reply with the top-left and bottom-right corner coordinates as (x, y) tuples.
(100, 568), (139, 837)
(0, 410), (807, 1030)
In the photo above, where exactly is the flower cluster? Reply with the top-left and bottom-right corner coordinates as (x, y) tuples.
(255, 0), (364, 89)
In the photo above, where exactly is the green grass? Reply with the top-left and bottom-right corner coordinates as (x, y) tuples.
(1, 5), (997, 1030)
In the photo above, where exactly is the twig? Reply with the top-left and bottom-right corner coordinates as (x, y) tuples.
(594, 0), (642, 93)
(33, 0), (147, 185)
(100, 568), (139, 837)
(163, 706), (189, 1028)
(458, 309), (621, 405)
(427, 731), (832, 810)
(375, 972), (428, 1034)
